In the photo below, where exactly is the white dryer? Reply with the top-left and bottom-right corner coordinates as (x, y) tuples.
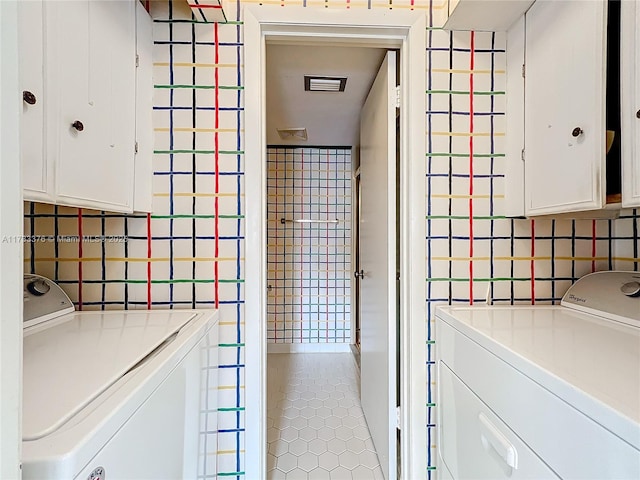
(22, 274), (219, 480)
(436, 271), (640, 479)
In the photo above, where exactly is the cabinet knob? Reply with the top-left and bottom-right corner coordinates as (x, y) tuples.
(571, 127), (583, 137)
(23, 91), (36, 105)
(636, 109), (640, 119)
(72, 120), (84, 132)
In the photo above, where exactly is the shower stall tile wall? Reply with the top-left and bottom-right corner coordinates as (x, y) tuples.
(266, 147), (351, 344)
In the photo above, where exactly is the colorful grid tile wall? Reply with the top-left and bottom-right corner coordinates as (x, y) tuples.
(266, 147), (352, 344)
(22, 1), (640, 478)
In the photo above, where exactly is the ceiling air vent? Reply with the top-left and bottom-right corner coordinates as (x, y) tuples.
(277, 128), (308, 141)
(304, 76), (347, 92)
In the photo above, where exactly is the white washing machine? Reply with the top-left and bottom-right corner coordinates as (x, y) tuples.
(22, 274), (219, 480)
(436, 271), (640, 479)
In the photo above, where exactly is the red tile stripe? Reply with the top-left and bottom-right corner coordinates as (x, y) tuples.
(300, 149), (305, 342)
(77, 209), (83, 310)
(531, 219), (536, 304)
(274, 152), (279, 341)
(326, 150), (330, 342)
(591, 219), (597, 272)
(468, 31), (475, 305)
(214, 22), (220, 309)
(147, 212), (152, 308)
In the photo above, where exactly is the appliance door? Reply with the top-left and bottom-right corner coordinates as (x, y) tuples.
(438, 362), (560, 479)
(74, 358), (187, 480)
(74, 324), (217, 480)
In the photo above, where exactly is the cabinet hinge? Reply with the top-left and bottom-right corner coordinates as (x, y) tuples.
(521, 64), (525, 78)
(521, 148), (525, 162)
(136, 54), (140, 68)
(395, 85), (401, 109)
(135, 141), (139, 154)
(396, 406), (401, 430)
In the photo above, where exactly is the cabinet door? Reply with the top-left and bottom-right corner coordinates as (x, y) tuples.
(134, 1), (154, 213)
(50, 0), (136, 212)
(19, 0), (53, 201)
(621, 0), (640, 207)
(525, 1), (607, 215)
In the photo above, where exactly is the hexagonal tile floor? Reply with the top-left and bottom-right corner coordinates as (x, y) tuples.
(267, 353), (383, 480)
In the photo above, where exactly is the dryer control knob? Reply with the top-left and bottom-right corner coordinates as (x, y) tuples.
(27, 279), (50, 296)
(620, 281), (640, 297)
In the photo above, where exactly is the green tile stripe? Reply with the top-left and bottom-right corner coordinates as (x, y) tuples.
(426, 215), (507, 220)
(155, 84), (244, 90)
(427, 277), (531, 282)
(154, 149), (244, 155)
(151, 214), (244, 219)
(426, 89), (505, 95)
(219, 343), (245, 348)
(427, 152), (505, 157)
(218, 472), (245, 477)
(154, 19), (243, 25)
(104, 279), (243, 284)
(218, 407), (245, 412)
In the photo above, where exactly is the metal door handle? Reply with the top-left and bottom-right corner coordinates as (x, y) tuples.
(354, 270), (365, 279)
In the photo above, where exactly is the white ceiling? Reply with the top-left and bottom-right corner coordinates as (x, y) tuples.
(266, 44), (387, 147)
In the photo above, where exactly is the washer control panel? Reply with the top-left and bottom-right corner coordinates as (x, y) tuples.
(23, 274), (74, 328)
(561, 271), (640, 327)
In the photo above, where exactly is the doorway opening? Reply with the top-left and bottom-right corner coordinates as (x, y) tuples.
(244, 6), (427, 480)
(265, 41), (391, 479)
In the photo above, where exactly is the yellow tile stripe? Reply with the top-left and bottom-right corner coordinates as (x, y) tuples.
(432, 257), (491, 261)
(154, 192), (241, 198)
(238, 0), (431, 9)
(153, 62), (239, 68)
(431, 132), (506, 137)
(155, 127), (241, 133)
(431, 194), (502, 200)
(431, 69), (506, 75)
(218, 450), (246, 455)
(27, 257), (238, 262)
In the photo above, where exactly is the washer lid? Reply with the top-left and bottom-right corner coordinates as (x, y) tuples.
(22, 310), (197, 441)
(561, 271), (640, 326)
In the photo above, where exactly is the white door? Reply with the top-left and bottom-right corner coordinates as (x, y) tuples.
(524, 0), (606, 215)
(621, 0), (640, 208)
(18, 0), (49, 200)
(359, 50), (397, 480)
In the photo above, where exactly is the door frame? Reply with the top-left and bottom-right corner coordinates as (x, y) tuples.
(0, 1), (24, 478)
(244, 5), (426, 478)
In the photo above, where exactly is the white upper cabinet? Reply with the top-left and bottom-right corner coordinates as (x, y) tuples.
(19, 0), (153, 214)
(621, 0), (640, 208)
(441, 0), (535, 31)
(52, 0), (136, 211)
(524, 0), (606, 216)
(505, 0), (640, 217)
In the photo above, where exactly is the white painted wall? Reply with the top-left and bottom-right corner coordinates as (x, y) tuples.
(0, 1), (24, 478)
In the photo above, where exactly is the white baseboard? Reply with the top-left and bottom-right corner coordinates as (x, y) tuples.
(267, 343), (352, 353)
